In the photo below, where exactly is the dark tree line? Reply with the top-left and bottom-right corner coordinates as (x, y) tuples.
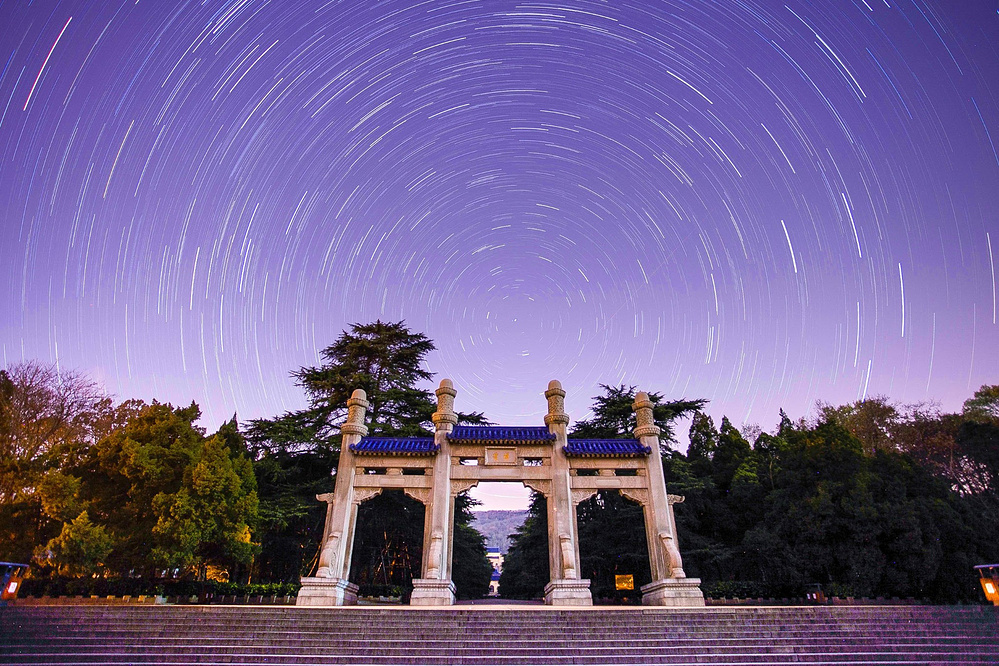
(500, 386), (999, 603)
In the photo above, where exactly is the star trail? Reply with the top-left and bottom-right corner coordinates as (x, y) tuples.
(1, 0), (997, 435)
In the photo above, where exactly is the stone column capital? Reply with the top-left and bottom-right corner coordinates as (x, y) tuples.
(432, 378), (458, 430)
(341, 388), (369, 437)
(632, 391), (661, 439)
(544, 379), (570, 426)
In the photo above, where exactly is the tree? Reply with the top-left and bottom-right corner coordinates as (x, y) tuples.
(955, 419), (999, 494)
(451, 494), (492, 599)
(247, 321), (488, 585)
(150, 418), (259, 578)
(571, 384), (706, 451)
(498, 493), (549, 599)
(348, 491), (426, 594)
(712, 417), (752, 492)
(35, 510), (113, 577)
(250, 445), (337, 582)
(81, 401), (205, 574)
(293, 320), (437, 440)
(817, 397), (898, 455)
(0, 361), (108, 562)
(53, 401), (261, 580)
(686, 411), (718, 481)
(963, 384), (999, 424)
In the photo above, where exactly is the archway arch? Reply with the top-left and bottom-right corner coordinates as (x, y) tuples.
(577, 490), (651, 603)
(348, 490), (425, 599)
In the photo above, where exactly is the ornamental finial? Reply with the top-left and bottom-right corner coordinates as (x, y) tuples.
(341, 388), (369, 437)
(633, 390), (661, 439)
(432, 378), (458, 430)
(545, 379), (569, 427)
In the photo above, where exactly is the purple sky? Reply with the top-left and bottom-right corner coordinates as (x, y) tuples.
(2, 1), (997, 456)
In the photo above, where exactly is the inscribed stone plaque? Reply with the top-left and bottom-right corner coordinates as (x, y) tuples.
(485, 447), (517, 465)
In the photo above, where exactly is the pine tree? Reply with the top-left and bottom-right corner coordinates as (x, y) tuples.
(247, 321), (489, 591)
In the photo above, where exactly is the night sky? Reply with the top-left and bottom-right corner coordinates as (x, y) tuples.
(2, 1), (997, 442)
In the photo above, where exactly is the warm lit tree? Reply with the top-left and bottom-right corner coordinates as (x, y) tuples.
(0, 361), (109, 562)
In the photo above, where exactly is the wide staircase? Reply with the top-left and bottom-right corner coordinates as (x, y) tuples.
(1, 604), (997, 665)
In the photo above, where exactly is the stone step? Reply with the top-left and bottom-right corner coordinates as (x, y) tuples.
(5, 640), (990, 654)
(11, 612), (990, 626)
(2, 605), (995, 666)
(3, 653), (996, 664)
(7, 631), (987, 642)
(10, 624), (992, 635)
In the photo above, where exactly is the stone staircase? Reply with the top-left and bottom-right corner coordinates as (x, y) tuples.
(1, 604), (997, 665)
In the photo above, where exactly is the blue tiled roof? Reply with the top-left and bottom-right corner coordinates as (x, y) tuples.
(563, 439), (651, 457)
(448, 426), (555, 443)
(350, 437), (439, 456)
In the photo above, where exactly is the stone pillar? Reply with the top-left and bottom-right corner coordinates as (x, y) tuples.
(296, 389), (369, 606)
(543, 380), (592, 606)
(633, 391), (704, 607)
(411, 379), (457, 605)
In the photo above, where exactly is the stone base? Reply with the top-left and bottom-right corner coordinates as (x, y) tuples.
(641, 578), (705, 607)
(544, 579), (592, 606)
(296, 577), (359, 606)
(409, 578), (456, 606)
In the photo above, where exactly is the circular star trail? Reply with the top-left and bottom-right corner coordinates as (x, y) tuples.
(1, 0), (997, 432)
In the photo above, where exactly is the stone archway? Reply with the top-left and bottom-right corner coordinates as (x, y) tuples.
(296, 380), (704, 607)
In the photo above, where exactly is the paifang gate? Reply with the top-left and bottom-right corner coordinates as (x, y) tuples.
(296, 379), (705, 607)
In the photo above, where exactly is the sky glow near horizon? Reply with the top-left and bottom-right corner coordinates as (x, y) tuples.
(1, 0), (998, 483)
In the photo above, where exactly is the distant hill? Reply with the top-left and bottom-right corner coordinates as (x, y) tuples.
(469, 510), (527, 554)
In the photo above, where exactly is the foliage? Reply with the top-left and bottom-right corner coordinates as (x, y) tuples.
(498, 492), (550, 599)
(451, 494), (493, 599)
(250, 445), (336, 582)
(501, 383), (999, 604)
(35, 511), (113, 576)
(572, 384), (706, 451)
(246, 320), (447, 450)
(0, 362), (109, 562)
(70, 403), (259, 579)
(150, 418), (259, 574)
(962, 385), (999, 423)
(1, 380), (260, 581)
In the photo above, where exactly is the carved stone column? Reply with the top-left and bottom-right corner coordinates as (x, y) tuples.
(543, 380), (592, 606)
(633, 391), (704, 607)
(411, 378), (458, 605)
(296, 388), (369, 607)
